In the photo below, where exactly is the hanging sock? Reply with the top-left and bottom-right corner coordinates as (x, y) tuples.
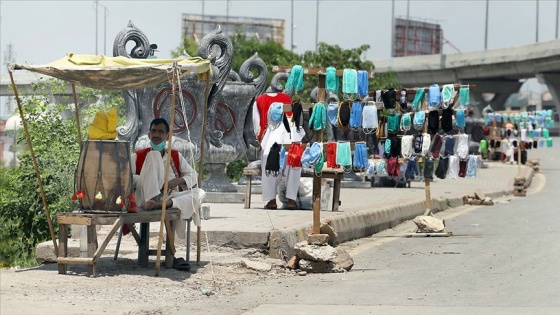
(458, 86), (470, 106)
(349, 101), (363, 130)
(325, 66), (339, 93)
(357, 70), (369, 98)
(362, 104), (378, 134)
(265, 143), (281, 177)
(466, 155), (478, 178)
(285, 65), (304, 93)
(327, 102), (339, 127)
(427, 83), (442, 111)
(447, 155), (459, 180)
(353, 142), (368, 170)
(456, 134), (469, 159)
(412, 88), (425, 112)
(455, 109), (466, 129)
(326, 142), (339, 169)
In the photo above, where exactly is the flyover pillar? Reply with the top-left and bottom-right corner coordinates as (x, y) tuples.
(463, 79), (523, 112)
(536, 72), (560, 114)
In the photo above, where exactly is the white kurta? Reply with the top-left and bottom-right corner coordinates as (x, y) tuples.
(257, 114), (306, 203)
(131, 150), (205, 239)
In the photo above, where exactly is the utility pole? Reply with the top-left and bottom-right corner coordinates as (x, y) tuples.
(95, 0), (98, 54)
(405, 0), (410, 56)
(484, 0), (489, 50)
(556, 0), (559, 38)
(315, 0), (319, 53)
(536, 0), (539, 42)
(291, 0), (294, 52)
(390, 0), (394, 57)
(201, 0), (205, 40)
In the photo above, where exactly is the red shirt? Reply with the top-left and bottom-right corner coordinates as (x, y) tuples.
(255, 93), (292, 141)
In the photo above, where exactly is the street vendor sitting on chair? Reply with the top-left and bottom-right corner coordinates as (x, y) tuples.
(130, 118), (205, 240)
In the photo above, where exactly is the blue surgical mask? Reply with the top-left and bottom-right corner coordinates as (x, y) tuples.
(150, 141), (166, 152)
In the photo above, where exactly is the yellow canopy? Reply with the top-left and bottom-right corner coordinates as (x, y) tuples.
(10, 54), (211, 90)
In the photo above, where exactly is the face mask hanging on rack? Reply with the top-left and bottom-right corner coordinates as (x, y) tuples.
(423, 158), (434, 180)
(458, 86), (470, 106)
(466, 155), (479, 178)
(349, 101), (363, 130)
(342, 69), (358, 101)
(387, 157), (400, 177)
(427, 83), (442, 111)
(455, 109), (466, 129)
(382, 88), (397, 109)
(267, 102), (284, 130)
(336, 141), (353, 172)
(441, 84), (457, 109)
(287, 142), (304, 168)
(326, 66), (339, 93)
(279, 145), (286, 171)
(338, 101), (352, 131)
(300, 142), (323, 168)
(376, 159), (388, 176)
(308, 102), (326, 130)
(326, 141), (339, 169)
(428, 111), (440, 134)
(401, 135), (414, 159)
(456, 134), (469, 160)
(413, 111), (425, 131)
(357, 70), (369, 98)
(435, 157), (449, 179)
(441, 108), (453, 133)
(405, 158), (418, 180)
(362, 103), (378, 134)
(400, 113), (412, 132)
(443, 135), (455, 157)
(421, 133), (432, 157)
(291, 100), (303, 132)
(412, 88), (425, 112)
(430, 134), (443, 158)
(387, 114), (400, 134)
(327, 102), (339, 127)
(384, 138), (392, 159)
(353, 142), (368, 170)
(399, 89), (408, 109)
(285, 65), (304, 94)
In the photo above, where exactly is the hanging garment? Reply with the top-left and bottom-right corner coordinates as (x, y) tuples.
(327, 102), (339, 127)
(441, 84), (457, 109)
(265, 143), (282, 177)
(254, 92), (293, 141)
(441, 108), (453, 132)
(435, 157), (449, 179)
(427, 83), (441, 110)
(362, 104), (378, 134)
(456, 134), (469, 159)
(401, 135), (414, 159)
(326, 142), (339, 169)
(353, 142), (368, 170)
(431, 134), (443, 158)
(447, 155), (459, 180)
(399, 89), (408, 109)
(455, 109), (466, 129)
(387, 157), (400, 177)
(326, 66), (339, 93)
(412, 88), (425, 112)
(338, 101), (352, 130)
(405, 158), (418, 180)
(428, 110), (440, 134)
(336, 141), (352, 167)
(349, 101), (363, 130)
(423, 158), (434, 180)
(382, 88), (397, 109)
(466, 155), (478, 178)
(458, 86), (470, 106)
(287, 142), (304, 168)
(413, 111), (426, 131)
(357, 70), (369, 97)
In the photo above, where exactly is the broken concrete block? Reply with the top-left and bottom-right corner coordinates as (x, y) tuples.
(413, 215), (445, 233)
(332, 247), (354, 271)
(294, 242), (337, 262)
(474, 189), (486, 200)
(286, 256), (300, 270)
(241, 259), (272, 272)
(307, 234), (329, 245)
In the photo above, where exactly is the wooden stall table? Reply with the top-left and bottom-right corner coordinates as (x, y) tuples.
(243, 167), (343, 211)
(56, 209), (180, 276)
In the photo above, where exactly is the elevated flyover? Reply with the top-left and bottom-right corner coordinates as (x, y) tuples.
(373, 39), (560, 114)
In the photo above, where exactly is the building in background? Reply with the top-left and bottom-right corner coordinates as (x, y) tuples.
(393, 18), (442, 57)
(181, 14), (285, 45)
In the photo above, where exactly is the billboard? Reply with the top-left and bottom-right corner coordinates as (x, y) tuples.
(393, 18), (442, 57)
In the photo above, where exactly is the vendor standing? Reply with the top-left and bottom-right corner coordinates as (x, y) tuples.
(252, 93), (305, 209)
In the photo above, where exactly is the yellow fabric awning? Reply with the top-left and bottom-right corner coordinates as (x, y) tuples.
(10, 54), (211, 90)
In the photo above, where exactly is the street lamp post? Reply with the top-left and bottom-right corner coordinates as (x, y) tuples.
(315, 0), (319, 53)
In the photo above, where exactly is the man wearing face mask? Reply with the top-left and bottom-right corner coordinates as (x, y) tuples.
(131, 118), (205, 241)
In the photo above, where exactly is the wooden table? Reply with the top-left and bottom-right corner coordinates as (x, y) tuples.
(243, 167), (343, 211)
(56, 209), (180, 276)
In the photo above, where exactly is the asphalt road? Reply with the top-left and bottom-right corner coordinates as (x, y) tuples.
(185, 145), (560, 315)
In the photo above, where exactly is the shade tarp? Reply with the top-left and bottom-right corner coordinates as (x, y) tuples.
(9, 54), (211, 90)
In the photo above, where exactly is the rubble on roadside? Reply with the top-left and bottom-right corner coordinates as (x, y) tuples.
(463, 189), (495, 205)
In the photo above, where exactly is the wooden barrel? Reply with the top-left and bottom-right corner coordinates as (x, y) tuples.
(75, 140), (132, 212)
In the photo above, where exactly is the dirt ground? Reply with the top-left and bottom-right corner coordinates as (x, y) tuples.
(0, 240), (299, 315)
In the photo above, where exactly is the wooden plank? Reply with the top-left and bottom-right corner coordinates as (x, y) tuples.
(93, 218), (122, 262)
(57, 224), (68, 274)
(57, 215), (92, 225)
(244, 175), (252, 208)
(332, 179), (341, 212)
(57, 257), (95, 265)
(312, 176), (321, 234)
(272, 65), (375, 78)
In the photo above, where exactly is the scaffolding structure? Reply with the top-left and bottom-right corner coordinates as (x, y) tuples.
(181, 13), (285, 45)
(393, 18), (443, 57)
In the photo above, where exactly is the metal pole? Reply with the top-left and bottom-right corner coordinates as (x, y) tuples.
(315, 0), (319, 53)
(95, 0), (98, 54)
(405, 0), (410, 56)
(555, 0), (560, 38)
(536, 0), (539, 42)
(390, 0), (395, 57)
(226, 0), (230, 35)
(484, 0), (489, 50)
(291, 0), (294, 52)
(103, 5), (107, 55)
(201, 0), (205, 40)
